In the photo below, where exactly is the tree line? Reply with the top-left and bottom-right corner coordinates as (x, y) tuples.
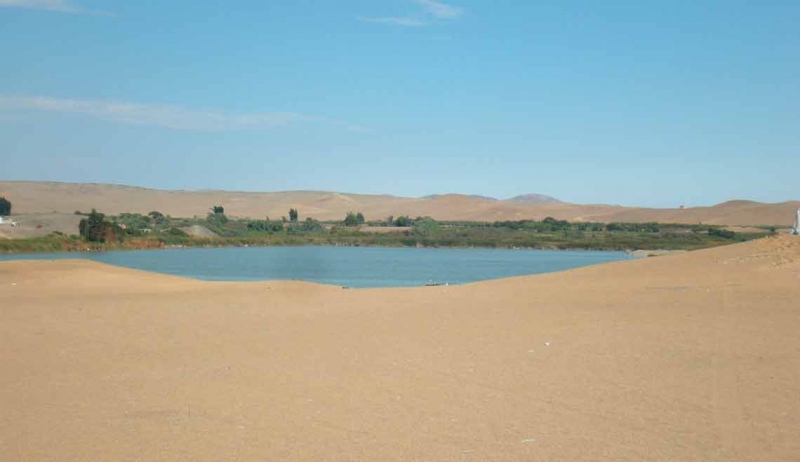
(61, 202), (749, 250)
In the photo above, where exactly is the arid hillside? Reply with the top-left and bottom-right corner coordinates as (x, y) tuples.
(1, 181), (797, 226)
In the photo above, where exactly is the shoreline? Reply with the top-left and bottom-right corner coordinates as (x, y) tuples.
(0, 241), (634, 255)
(625, 248), (688, 258)
(0, 232), (734, 255)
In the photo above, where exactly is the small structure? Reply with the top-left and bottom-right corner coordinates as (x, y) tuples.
(0, 216), (19, 227)
(793, 208), (800, 235)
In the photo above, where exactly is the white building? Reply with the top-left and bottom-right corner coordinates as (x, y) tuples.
(793, 208), (800, 235)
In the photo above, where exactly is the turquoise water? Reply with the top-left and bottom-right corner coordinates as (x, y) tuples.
(0, 246), (628, 288)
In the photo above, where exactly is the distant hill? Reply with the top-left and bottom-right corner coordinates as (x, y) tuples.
(0, 181), (797, 226)
(423, 194), (498, 201)
(506, 194), (561, 204)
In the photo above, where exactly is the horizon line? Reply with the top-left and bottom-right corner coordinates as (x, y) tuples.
(0, 179), (797, 209)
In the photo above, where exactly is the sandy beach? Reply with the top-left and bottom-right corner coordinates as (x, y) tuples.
(2, 236), (799, 461)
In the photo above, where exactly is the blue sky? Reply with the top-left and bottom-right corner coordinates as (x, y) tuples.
(1, 0), (798, 207)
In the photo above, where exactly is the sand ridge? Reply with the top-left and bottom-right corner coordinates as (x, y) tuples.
(1, 236), (800, 460)
(2, 180), (798, 226)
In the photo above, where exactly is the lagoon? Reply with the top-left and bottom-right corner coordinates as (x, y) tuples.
(0, 246), (628, 288)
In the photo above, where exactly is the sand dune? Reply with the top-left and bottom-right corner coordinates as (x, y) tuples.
(2, 236), (800, 460)
(1, 180), (798, 226)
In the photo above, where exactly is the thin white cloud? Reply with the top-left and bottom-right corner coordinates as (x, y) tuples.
(357, 16), (427, 27)
(0, 0), (113, 15)
(0, 96), (320, 131)
(326, 118), (374, 134)
(346, 125), (373, 134)
(360, 0), (462, 27)
(413, 0), (462, 19)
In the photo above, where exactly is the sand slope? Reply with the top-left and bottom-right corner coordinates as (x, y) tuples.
(1, 181), (798, 225)
(2, 236), (800, 460)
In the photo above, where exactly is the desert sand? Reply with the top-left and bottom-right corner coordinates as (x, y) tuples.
(2, 181), (798, 226)
(1, 235), (799, 460)
(0, 212), (84, 239)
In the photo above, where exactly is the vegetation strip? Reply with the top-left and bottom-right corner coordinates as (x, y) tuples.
(0, 203), (771, 254)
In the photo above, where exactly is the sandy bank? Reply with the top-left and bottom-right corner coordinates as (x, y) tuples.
(1, 236), (799, 461)
(627, 249), (688, 258)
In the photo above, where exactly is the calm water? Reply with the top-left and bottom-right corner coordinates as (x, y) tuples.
(0, 246), (628, 288)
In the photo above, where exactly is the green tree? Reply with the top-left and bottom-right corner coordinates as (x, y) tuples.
(115, 213), (151, 234)
(287, 218), (316, 235)
(289, 208), (299, 222)
(300, 218), (323, 232)
(0, 197), (10, 216)
(356, 212), (365, 225)
(386, 215), (394, 226)
(413, 217), (441, 236)
(344, 212), (360, 227)
(148, 211), (166, 225)
(394, 215), (412, 227)
(247, 217), (284, 233)
(708, 228), (736, 239)
(206, 211), (229, 227)
(206, 205), (228, 228)
(79, 209), (113, 243)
